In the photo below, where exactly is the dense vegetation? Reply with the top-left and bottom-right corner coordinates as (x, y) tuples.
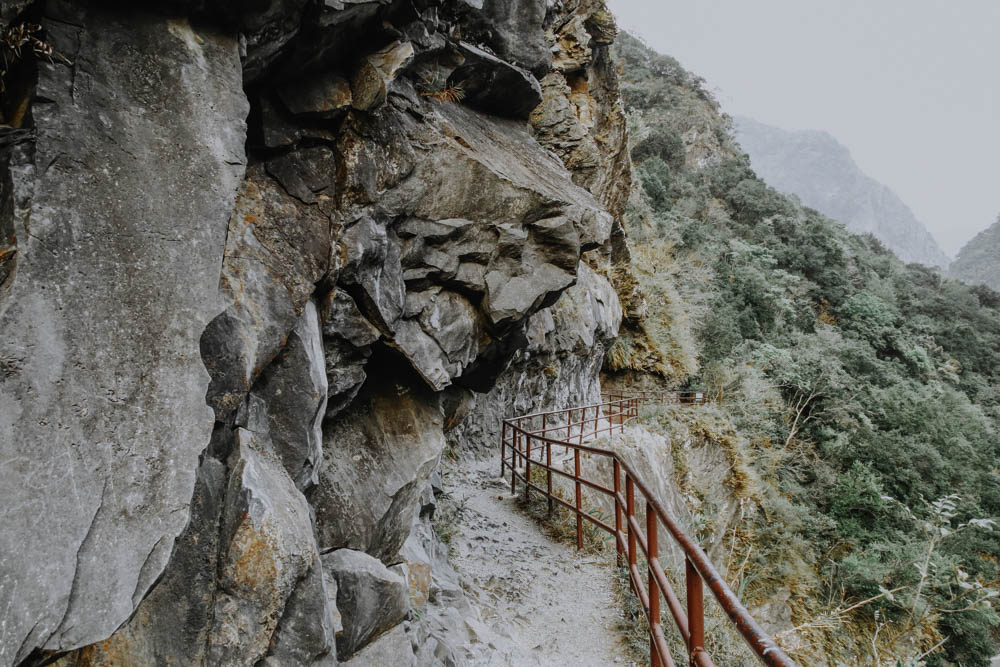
(612, 32), (1000, 665)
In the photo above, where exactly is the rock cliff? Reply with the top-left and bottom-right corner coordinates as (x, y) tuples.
(733, 116), (951, 269)
(951, 214), (1000, 291)
(0, 0), (630, 664)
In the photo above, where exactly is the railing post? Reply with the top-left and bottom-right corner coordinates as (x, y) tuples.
(648, 502), (661, 667)
(511, 429), (518, 495)
(546, 440), (553, 516)
(574, 447), (583, 550)
(542, 413), (547, 439)
(626, 474), (636, 580)
(614, 459), (623, 567)
(579, 406), (585, 445)
(524, 434), (531, 502)
(686, 557), (705, 666)
(501, 420), (507, 478)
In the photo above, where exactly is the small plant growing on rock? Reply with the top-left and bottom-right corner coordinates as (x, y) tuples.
(1, 22), (57, 93)
(420, 83), (465, 104)
(417, 70), (465, 103)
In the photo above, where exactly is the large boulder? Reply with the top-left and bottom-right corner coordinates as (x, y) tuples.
(47, 458), (229, 667)
(0, 5), (247, 662)
(330, 94), (613, 392)
(249, 300), (329, 490)
(471, 0), (551, 76)
(448, 42), (543, 120)
(208, 430), (335, 665)
(323, 549), (410, 661)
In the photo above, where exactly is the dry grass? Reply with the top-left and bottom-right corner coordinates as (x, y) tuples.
(420, 84), (465, 103)
(516, 464), (615, 555)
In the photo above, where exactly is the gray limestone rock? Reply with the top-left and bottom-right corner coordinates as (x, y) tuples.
(323, 549), (410, 661)
(1, 2), (632, 665)
(264, 555), (340, 666)
(208, 429), (328, 666)
(340, 215), (406, 333)
(0, 6), (247, 662)
(320, 288), (381, 418)
(448, 262), (621, 456)
(278, 72), (354, 118)
(250, 300), (329, 490)
(322, 337), (371, 419)
(47, 457), (229, 666)
(321, 288), (382, 349)
(339, 623), (415, 667)
(389, 288), (488, 391)
(202, 163), (334, 420)
(331, 96), (613, 391)
(448, 41), (543, 120)
(472, 0), (551, 76)
(350, 41), (415, 111)
(312, 380), (444, 562)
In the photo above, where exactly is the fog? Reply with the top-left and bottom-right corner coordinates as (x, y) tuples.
(607, 0), (1000, 256)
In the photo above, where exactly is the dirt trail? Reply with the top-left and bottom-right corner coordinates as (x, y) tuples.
(441, 458), (632, 666)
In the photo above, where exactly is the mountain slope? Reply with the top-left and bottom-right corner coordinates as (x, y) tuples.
(733, 116), (951, 268)
(952, 215), (1000, 289)
(612, 31), (1000, 666)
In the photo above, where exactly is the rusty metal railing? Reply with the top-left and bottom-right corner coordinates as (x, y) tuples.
(603, 390), (708, 405)
(499, 394), (796, 667)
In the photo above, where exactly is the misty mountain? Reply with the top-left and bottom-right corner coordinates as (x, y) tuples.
(733, 116), (951, 269)
(951, 215), (1000, 290)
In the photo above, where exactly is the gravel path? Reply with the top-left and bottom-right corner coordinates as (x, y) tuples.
(441, 458), (632, 666)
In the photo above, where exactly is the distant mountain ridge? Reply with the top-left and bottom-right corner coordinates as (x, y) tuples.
(951, 215), (1000, 290)
(732, 116), (951, 269)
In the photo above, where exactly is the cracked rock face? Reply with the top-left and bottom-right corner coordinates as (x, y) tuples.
(448, 262), (623, 456)
(312, 376), (446, 563)
(2, 0), (631, 664)
(209, 431), (334, 666)
(0, 5), (247, 662)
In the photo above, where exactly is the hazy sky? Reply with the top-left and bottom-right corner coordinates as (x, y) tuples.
(607, 0), (999, 257)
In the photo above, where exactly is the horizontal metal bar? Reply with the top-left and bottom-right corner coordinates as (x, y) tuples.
(517, 477), (616, 535)
(503, 425), (630, 455)
(517, 456), (616, 497)
(651, 623), (676, 667)
(505, 398), (635, 422)
(629, 561), (650, 610)
(651, 553), (691, 644)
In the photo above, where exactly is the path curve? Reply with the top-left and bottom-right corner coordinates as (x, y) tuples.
(442, 459), (631, 666)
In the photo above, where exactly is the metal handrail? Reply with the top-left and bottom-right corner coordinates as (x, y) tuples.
(499, 394), (796, 667)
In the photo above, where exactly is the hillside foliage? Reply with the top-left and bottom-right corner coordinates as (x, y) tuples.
(613, 32), (1000, 666)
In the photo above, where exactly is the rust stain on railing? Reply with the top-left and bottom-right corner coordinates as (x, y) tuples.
(500, 392), (796, 667)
